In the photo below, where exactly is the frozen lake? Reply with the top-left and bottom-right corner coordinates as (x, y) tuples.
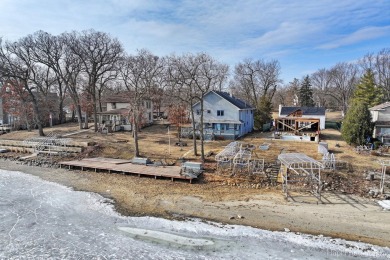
(1, 169), (390, 259)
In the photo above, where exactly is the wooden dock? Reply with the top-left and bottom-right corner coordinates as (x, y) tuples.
(59, 157), (197, 183)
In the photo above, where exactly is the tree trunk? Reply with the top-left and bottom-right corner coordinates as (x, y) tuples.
(190, 108), (198, 156)
(84, 111), (89, 129)
(178, 125), (181, 142)
(133, 109), (140, 157)
(31, 101), (45, 136)
(75, 105), (82, 129)
(58, 99), (64, 124)
(200, 99), (205, 162)
(93, 102), (98, 132)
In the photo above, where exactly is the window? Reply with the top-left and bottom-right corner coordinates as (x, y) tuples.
(217, 110), (224, 116)
(196, 110), (200, 115)
(112, 102), (116, 109)
(148, 112), (152, 121)
(207, 110), (211, 114)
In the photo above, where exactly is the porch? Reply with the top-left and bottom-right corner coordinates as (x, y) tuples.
(180, 121), (242, 140)
(97, 108), (132, 132)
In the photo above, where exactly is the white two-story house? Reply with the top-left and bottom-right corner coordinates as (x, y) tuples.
(192, 91), (254, 140)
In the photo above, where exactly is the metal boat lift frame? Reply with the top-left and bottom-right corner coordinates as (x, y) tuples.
(278, 153), (323, 201)
(215, 141), (241, 170)
(379, 160), (390, 194)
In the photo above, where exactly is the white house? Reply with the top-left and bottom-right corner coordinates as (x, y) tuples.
(369, 102), (390, 144)
(192, 91), (254, 140)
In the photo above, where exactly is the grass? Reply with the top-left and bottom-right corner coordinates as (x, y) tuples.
(0, 112), (384, 174)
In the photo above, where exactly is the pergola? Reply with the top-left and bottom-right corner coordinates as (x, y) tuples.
(278, 153), (323, 201)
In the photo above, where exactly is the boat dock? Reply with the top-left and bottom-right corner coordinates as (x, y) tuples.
(59, 157), (197, 183)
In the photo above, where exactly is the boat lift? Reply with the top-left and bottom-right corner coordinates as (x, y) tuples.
(278, 153), (323, 202)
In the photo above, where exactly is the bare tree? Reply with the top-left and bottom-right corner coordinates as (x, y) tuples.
(0, 37), (47, 135)
(27, 31), (68, 124)
(360, 48), (390, 101)
(166, 54), (199, 157)
(118, 49), (163, 157)
(193, 53), (228, 161)
(231, 58), (281, 128)
(376, 48), (390, 100)
(68, 30), (123, 130)
(166, 53), (228, 160)
(215, 64), (229, 91)
(311, 68), (332, 107)
(328, 62), (359, 115)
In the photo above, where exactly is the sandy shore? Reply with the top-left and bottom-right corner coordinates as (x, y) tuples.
(1, 159), (389, 247)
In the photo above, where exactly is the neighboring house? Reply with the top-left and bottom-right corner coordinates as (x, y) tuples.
(369, 102), (390, 144)
(97, 92), (154, 131)
(0, 90), (60, 128)
(276, 105), (326, 132)
(191, 91), (254, 140)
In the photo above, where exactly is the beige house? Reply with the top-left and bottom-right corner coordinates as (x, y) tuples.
(97, 93), (154, 132)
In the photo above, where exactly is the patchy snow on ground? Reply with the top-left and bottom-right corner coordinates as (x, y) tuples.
(379, 200), (390, 210)
(1, 169), (390, 259)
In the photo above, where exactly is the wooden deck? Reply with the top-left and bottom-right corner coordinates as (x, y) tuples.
(59, 157), (197, 183)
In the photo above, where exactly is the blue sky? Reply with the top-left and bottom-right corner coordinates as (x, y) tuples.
(0, 0), (389, 83)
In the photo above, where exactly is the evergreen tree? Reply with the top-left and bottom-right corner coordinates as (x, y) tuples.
(341, 101), (373, 145)
(353, 69), (383, 107)
(254, 95), (272, 130)
(299, 75), (314, 106)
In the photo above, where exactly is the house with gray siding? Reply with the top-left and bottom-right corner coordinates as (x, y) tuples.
(97, 92), (154, 131)
(370, 102), (390, 144)
(192, 91), (254, 140)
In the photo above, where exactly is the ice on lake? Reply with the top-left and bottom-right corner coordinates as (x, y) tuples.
(1, 169), (390, 259)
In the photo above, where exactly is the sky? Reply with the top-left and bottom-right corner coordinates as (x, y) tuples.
(0, 0), (389, 84)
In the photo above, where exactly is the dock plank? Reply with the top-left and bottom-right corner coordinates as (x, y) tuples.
(82, 157), (133, 164)
(59, 158), (194, 182)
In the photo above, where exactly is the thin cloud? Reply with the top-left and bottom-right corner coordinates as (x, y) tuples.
(0, 0), (389, 83)
(318, 26), (390, 50)
(241, 22), (322, 49)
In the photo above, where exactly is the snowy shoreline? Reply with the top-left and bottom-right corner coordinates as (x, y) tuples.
(1, 168), (390, 259)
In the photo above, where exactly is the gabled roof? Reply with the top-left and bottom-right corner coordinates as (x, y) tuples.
(102, 91), (151, 103)
(103, 92), (132, 103)
(280, 106), (325, 116)
(369, 102), (390, 111)
(194, 90), (253, 109)
(214, 91), (253, 109)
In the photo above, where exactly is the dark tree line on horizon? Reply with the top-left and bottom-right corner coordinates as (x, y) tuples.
(0, 29), (389, 157)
